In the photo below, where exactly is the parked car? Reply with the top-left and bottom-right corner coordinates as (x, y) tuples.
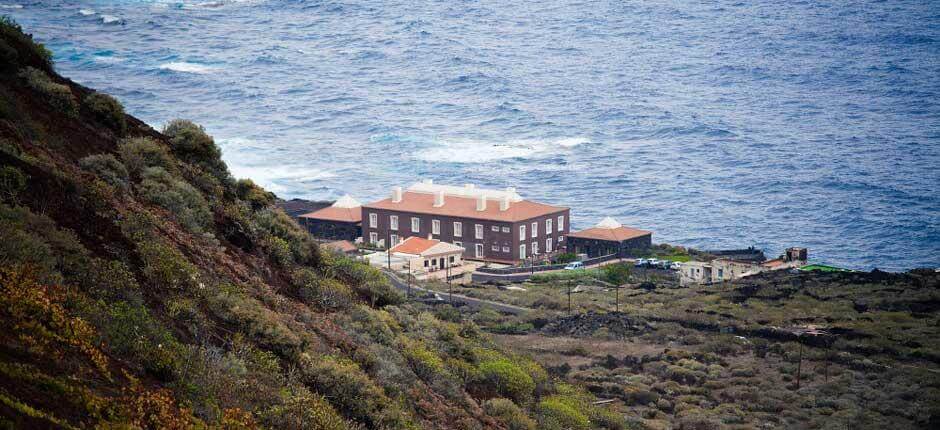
(670, 262), (682, 270)
(634, 258), (648, 267)
(564, 261), (584, 270)
(659, 260), (672, 269)
(647, 258), (661, 267)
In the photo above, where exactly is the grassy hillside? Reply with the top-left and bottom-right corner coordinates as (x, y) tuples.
(0, 18), (627, 430)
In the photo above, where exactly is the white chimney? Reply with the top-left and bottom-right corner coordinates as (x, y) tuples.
(391, 186), (403, 203)
(423, 179), (433, 185)
(476, 194), (487, 211)
(499, 195), (510, 211)
(433, 190), (445, 207)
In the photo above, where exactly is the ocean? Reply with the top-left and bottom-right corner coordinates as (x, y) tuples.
(4, 0), (939, 271)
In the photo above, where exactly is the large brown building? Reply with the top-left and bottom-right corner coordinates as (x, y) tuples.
(297, 195), (362, 241)
(566, 217), (652, 258)
(361, 181), (570, 264)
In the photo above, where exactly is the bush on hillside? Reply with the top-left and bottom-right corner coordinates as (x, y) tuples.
(300, 355), (409, 429)
(536, 396), (591, 430)
(332, 256), (403, 307)
(79, 154), (130, 190)
(138, 167), (212, 233)
(552, 252), (579, 264)
(483, 398), (536, 430)
(19, 66), (77, 117)
(118, 137), (175, 176)
(136, 238), (199, 293)
(0, 17), (53, 69)
(260, 386), (356, 430)
(0, 165), (27, 204)
(236, 178), (275, 209)
(475, 358), (536, 404)
(96, 300), (182, 381)
(84, 92), (127, 135)
(163, 119), (229, 181)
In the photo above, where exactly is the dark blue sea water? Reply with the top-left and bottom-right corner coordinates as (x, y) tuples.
(5, 0), (939, 271)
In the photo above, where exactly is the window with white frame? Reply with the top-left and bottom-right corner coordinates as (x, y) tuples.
(558, 215), (565, 231)
(390, 215), (398, 230)
(369, 232), (378, 244)
(491, 225), (499, 232)
(531, 222), (538, 238)
(453, 221), (462, 237)
(411, 217), (420, 232)
(432, 219), (440, 235)
(475, 244), (484, 258)
(519, 244), (526, 259)
(546, 237), (552, 253)
(519, 225), (526, 240)
(559, 235), (565, 242)
(502, 246), (510, 253)
(454, 241), (462, 248)
(475, 224), (484, 239)
(546, 218), (553, 233)
(502, 226), (510, 233)
(390, 234), (398, 246)
(532, 241), (539, 255)
(369, 213), (377, 228)
(491, 244), (499, 252)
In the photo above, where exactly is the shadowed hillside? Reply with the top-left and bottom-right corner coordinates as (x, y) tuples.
(0, 18), (629, 430)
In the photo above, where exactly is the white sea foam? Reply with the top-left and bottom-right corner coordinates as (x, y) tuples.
(100, 14), (123, 24)
(78, 8), (95, 16)
(219, 138), (336, 194)
(413, 137), (589, 164)
(93, 55), (124, 64)
(158, 62), (215, 74)
(0, 4), (23, 9)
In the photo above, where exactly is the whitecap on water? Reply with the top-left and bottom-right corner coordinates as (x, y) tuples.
(78, 9), (95, 16)
(0, 4), (23, 9)
(158, 62), (215, 74)
(412, 137), (590, 164)
(100, 15), (124, 25)
(219, 138), (337, 194)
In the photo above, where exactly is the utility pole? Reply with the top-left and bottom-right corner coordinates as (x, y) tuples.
(796, 337), (804, 389)
(447, 259), (453, 303)
(615, 284), (620, 313)
(567, 279), (572, 316)
(386, 229), (391, 269)
(407, 260), (412, 298)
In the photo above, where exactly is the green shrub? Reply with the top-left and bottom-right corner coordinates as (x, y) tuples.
(162, 119), (229, 181)
(235, 178), (275, 209)
(401, 338), (445, 379)
(79, 154), (130, 190)
(300, 355), (408, 428)
(604, 263), (632, 285)
(483, 398), (536, 430)
(98, 300), (182, 380)
(209, 291), (303, 358)
(19, 67), (77, 117)
(0, 16), (53, 68)
(536, 396), (590, 430)
(261, 386), (356, 430)
(138, 167), (212, 233)
(332, 256), (403, 306)
(291, 268), (354, 310)
(118, 136), (175, 176)
(552, 252), (579, 264)
(83, 92), (126, 134)
(476, 358), (536, 404)
(137, 239), (198, 292)
(0, 165), (27, 204)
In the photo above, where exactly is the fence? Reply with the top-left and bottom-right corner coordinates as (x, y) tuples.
(475, 253), (621, 275)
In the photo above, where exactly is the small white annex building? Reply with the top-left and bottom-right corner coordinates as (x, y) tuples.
(388, 236), (465, 272)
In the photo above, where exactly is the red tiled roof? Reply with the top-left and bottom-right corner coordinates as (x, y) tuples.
(321, 240), (357, 254)
(299, 206), (362, 223)
(389, 236), (440, 255)
(363, 192), (566, 222)
(568, 226), (651, 242)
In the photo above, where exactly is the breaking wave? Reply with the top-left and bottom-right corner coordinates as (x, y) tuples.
(158, 62), (215, 74)
(412, 137), (590, 164)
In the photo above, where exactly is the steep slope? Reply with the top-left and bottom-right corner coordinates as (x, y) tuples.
(0, 18), (625, 430)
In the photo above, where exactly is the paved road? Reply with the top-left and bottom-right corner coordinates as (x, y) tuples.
(383, 270), (530, 315)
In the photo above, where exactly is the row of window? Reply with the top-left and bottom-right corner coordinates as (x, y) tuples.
(366, 213), (566, 240)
